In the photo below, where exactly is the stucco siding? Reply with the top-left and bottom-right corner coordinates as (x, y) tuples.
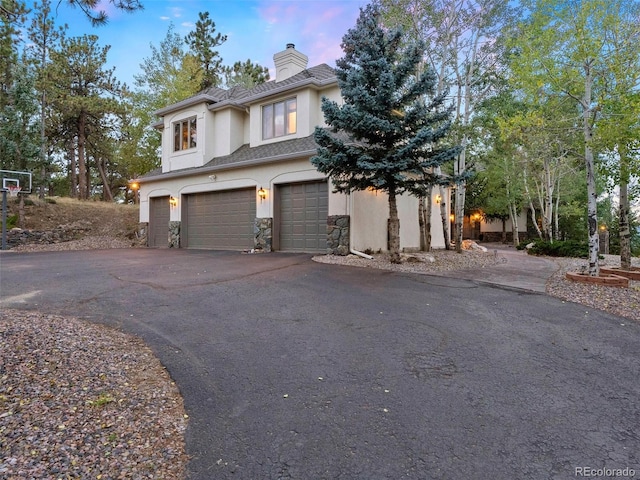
(314, 85), (341, 127)
(162, 107), (208, 173)
(351, 189), (389, 252)
(139, 158), (328, 224)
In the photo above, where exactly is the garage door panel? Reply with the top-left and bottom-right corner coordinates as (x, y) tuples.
(184, 188), (255, 250)
(278, 181), (328, 253)
(149, 196), (170, 247)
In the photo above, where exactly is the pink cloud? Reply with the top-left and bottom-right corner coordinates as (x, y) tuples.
(242, 1), (365, 69)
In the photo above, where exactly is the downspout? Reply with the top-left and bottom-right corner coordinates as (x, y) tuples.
(347, 190), (373, 260)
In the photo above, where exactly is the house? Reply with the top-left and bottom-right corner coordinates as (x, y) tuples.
(135, 44), (449, 254)
(463, 211), (530, 243)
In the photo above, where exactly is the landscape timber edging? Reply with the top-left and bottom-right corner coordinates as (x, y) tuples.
(565, 271), (629, 288)
(600, 266), (640, 281)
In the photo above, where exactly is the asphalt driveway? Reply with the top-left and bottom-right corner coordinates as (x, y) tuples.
(1, 249), (638, 479)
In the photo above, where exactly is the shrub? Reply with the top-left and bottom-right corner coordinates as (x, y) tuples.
(527, 240), (589, 258)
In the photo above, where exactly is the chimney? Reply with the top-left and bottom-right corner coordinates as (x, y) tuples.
(273, 43), (308, 82)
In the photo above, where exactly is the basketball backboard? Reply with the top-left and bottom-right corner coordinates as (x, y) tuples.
(0, 169), (32, 194)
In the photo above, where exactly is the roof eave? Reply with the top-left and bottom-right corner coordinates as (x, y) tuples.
(154, 94), (220, 117)
(137, 149), (318, 184)
(240, 76), (337, 106)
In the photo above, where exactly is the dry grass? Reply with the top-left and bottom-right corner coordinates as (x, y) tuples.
(6, 196), (139, 241)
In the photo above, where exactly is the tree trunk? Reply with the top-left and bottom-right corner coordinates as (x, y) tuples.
(501, 218), (506, 243)
(77, 111), (88, 200)
(619, 149), (631, 271)
(68, 137), (77, 198)
(388, 189), (401, 264)
(439, 183), (450, 250)
(418, 197), (425, 251)
(96, 158), (113, 202)
(509, 202), (520, 247)
(543, 157), (554, 242)
(454, 145), (466, 253)
(554, 173), (561, 240)
(523, 165), (543, 239)
(425, 191), (432, 252)
(583, 62), (599, 276)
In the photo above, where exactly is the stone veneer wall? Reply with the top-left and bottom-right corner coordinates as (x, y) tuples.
(327, 215), (350, 255)
(168, 221), (180, 248)
(254, 217), (273, 252)
(138, 222), (148, 247)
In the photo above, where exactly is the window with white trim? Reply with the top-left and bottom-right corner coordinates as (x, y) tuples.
(173, 117), (197, 151)
(262, 98), (296, 139)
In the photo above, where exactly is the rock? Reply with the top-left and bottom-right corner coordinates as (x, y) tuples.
(461, 240), (488, 252)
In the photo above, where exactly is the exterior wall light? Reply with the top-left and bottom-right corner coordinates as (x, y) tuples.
(129, 180), (140, 204)
(169, 196), (178, 207)
(258, 187), (267, 202)
(435, 194), (442, 204)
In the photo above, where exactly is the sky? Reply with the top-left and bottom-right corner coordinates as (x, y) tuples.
(27, 0), (369, 87)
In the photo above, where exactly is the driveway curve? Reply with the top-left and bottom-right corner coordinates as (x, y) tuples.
(1, 249), (638, 479)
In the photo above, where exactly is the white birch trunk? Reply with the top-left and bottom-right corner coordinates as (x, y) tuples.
(583, 61), (599, 276)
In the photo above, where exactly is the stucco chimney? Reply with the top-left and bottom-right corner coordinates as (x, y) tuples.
(273, 43), (308, 82)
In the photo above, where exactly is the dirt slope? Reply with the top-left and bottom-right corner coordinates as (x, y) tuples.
(4, 196), (140, 244)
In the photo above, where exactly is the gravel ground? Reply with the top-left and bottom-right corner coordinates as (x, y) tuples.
(546, 254), (640, 322)
(0, 311), (189, 479)
(2, 241), (637, 477)
(9, 236), (138, 252)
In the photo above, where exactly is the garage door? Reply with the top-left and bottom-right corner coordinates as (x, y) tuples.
(183, 188), (256, 250)
(277, 181), (328, 252)
(149, 196), (169, 247)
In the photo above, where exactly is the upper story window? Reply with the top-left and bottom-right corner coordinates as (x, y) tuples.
(262, 98), (296, 140)
(174, 117), (197, 152)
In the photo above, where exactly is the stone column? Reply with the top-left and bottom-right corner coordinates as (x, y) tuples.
(137, 222), (148, 247)
(254, 217), (273, 252)
(327, 215), (350, 255)
(168, 221), (180, 248)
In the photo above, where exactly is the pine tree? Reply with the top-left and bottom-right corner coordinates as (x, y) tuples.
(48, 34), (123, 199)
(312, 4), (460, 263)
(62, 0), (142, 27)
(185, 11), (227, 91)
(222, 59), (270, 89)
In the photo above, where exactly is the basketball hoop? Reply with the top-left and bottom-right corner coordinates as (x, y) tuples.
(7, 185), (21, 197)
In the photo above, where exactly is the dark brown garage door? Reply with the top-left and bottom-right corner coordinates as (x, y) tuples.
(183, 188), (256, 250)
(277, 181), (328, 252)
(149, 196), (169, 247)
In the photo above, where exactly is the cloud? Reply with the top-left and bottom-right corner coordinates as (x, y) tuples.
(160, 16), (171, 21)
(253, 1), (364, 67)
(181, 22), (194, 28)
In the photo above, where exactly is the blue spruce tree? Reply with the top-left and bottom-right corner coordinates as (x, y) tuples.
(312, 4), (460, 263)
